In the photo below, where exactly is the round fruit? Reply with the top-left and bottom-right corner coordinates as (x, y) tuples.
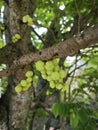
(56, 83), (63, 90)
(46, 70), (52, 75)
(15, 85), (22, 93)
(47, 76), (52, 81)
(27, 17), (33, 26)
(27, 83), (32, 88)
(36, 61), (45, 71)
(59, 69), (66, 78)
(42, 74), (47, 79)
(41, 70), (46, 75)
(45, 61), (54, 71)
(51, 72), (60, 80)
(20, 80), (27, 87)
(26, 77), (33, 83)
(22, 86), (29, 91)
(25, 71), (33, 77)
(15, 34), (21, 39)
(54, 65), (60, 71)
(50, 81), (55, 88)
(22, 15), (29, 23)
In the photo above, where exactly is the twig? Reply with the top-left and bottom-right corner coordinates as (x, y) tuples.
(32, 28), (45, 44)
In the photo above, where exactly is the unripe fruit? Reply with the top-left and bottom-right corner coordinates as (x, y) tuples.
(45, 61), (54, 71)
(12, 34), (21, 43)
(47, 76), (52, 81)
(58, 78), (63, 83)
(22, 15), (33, 26)
(27, 17), (33, 26)
(26, 77), (33, 83)
(51, 72), (60, 80)
(15, 85), (22, 93)
(22, 15), (29, 23)
(27, 83), (31, 88)
(15, 34), (21, 39)
(50, 81), (55, 88)
(56, 83), (63, 90)
(35, 59), (66, 91)
(42, 74), (47, 79)
(54, 65), (60, 71)
(41, 70), (46, 75)
(25, 71), (33, 77)
(22, 86), (29, 91)
(52, 59), (58, 65)
(46, 70), (52, 75)
(36, 61), (45, 71)
(20, 80), (27, 87)
(59, 70), (66, 78)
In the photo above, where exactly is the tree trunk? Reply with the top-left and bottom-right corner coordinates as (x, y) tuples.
(0, 0), (36, 130)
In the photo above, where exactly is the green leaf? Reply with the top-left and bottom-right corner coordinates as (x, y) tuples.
(78, 108), (89, 124)
(70, 112), (79, 128)
(51, 103), (60, 117)
(51, 102), (70, 117)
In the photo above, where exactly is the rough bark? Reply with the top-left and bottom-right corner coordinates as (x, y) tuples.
(0, 24), (98, 78)
(0, 0), (36, 130)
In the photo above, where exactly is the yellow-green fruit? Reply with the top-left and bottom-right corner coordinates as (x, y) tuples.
(27, 83), (31, 88)
(54, 65), (60, 71)
(35, 61), (45, 71)
(27, 17), (33, 26)
(15, 34), (21, 39)
(15, 85), (22, 93)
(45, 61), (54, 71)
(47, 76), (52, 81)
(25, 71), (33, 77)
(50, 81), (55, 88)
(46, 70), (52, 75)
(42, 74), (47, 79)
(51, 72), (60, 80)
(22, 83), (31, 91)
(26, 77), (33, 83)
(58, 78), (63, 83)
(12, 34), (21, 43)
(22, 86), (29, 91)
(22, 15), (29, 23)
(56, 83), (63, 90)
(59, 70), (66, 78)
(20, 80), (27, 87)
(52, 59), (58, 65)
(41, 70), (46, 75)
(12, 36), (16, 43)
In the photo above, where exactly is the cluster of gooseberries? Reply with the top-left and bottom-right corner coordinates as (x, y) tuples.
(35, 59), (66, 90)
(22, 15), (33, 26)
(12, 34), (21, 43)
(15, 71), (33, 93)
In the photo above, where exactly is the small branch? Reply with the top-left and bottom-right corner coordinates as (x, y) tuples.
(32, 28), (45, 44)
(68, 55), (78, 101)
(68, 60), (89, 77)
(0, 69), (14, 78)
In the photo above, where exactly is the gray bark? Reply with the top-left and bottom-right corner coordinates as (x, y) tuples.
(0, 0), (36, 130)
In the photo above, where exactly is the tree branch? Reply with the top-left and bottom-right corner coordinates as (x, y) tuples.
(0, 24), (98, 77)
